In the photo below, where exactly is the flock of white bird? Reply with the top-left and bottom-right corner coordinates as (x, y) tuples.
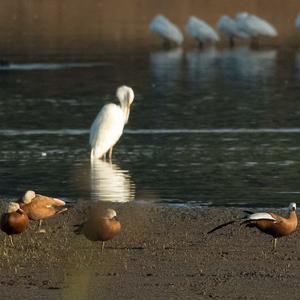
(149, 13), (300, 47)
(88, 13), (300, 163)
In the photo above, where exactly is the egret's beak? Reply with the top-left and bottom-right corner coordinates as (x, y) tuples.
(124, 101), (131, 124)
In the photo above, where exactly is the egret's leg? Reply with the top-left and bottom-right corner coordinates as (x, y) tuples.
(101, 241), (105, 253)
(108, 147), (113, 160)
(198, 40), (204, 48)
(250, 37), (259, 49)
(163, 39), (171, 49)
(102, 152), (107, 161)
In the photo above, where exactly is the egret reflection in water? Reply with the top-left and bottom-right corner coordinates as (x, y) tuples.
(186, 47), (277, 88)
(150, 48), (183, 92)
(222, 47), (277, 80)
(90, 160), (135, 202)
(186, 48), (219, 83)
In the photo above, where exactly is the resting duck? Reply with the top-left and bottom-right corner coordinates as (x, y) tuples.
(1, 202), (29, 245)
(19, 190), (67, 232)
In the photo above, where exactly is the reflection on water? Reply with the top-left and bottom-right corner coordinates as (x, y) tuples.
(150, 48), (183, 92)
(0, 62), (109, 71)
(186, 47), (277, 84)
(225, 47), (277, 80)
(90, 160), (135, 202)
(186, 48), (219, 83)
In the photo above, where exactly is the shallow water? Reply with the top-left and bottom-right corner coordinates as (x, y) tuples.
(1, 46), (300, 207)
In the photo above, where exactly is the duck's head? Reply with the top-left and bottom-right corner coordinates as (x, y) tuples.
(289, 202), (297, 211)
(22, 190), (36, 204)
(7, 202), (24, 214)
(103, 208), (117, 220)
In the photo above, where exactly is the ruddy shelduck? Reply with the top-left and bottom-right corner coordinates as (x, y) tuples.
(208, 203), (297, 251)
(74, 208), (121, 252)
(19, 190), (67, 232)
(0, 202), (29, 245)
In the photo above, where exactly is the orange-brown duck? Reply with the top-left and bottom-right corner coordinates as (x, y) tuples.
(1, 202), (29, 245)
(20, 190), (67, 232)
(74, 208), (121, 252)
(208, 203), (297, 250)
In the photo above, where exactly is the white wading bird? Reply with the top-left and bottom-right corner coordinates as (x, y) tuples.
(217, 15), (250, 47)
(149, 15), (183, 46)
(235, 12), (277, 43)
(186, 16), (220, 47)
(89, 86), (134, 161)
(295, 14), (300, 29)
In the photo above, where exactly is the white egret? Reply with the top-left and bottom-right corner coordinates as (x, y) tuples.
(149, 15), (183, 47)
(236, 12), (277, 39)
(295, 14), (300, 29)
(186, 16), (220, 47)
(89, 85), (134, 161)
(217, 15), (250, 47)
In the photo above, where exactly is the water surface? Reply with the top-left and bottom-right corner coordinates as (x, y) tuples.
(1, 46), (300, 207)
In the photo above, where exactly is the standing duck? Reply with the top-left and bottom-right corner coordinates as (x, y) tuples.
(1, 202), (29, 245)
(208, 203), (297, 251)
(19, 190), (67, 232)
(74, 208), (121, 252)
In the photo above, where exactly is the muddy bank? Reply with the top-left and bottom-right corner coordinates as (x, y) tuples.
(0, 201), (299, 299)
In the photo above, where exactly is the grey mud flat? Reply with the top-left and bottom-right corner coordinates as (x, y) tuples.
(0, 200), (299, 300)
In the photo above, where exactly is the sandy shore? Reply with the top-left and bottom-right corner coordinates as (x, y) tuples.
(0, 200), (299, 299)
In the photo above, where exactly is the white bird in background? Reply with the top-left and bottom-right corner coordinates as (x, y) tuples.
(295, 14), (300, 29)
(89, 86), (134, 161)
(217, 15), (250, 47)
(149, 14), (183, 47)
(236, 12), (278, 41)
(186, 16), (220, 47)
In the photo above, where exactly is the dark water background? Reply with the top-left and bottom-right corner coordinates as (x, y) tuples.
(1, 45), (300, 207)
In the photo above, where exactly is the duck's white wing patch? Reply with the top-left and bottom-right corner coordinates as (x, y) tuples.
(247, 212), (276, 221)
(52, 198), (66, 206)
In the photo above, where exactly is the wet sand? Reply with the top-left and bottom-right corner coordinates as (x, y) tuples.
(0, 200), (300, 299)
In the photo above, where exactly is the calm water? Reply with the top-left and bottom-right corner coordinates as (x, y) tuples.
(1, 46), (300, 207)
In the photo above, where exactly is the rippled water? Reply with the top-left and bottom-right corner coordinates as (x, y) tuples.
(1, 46), (300, 207)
